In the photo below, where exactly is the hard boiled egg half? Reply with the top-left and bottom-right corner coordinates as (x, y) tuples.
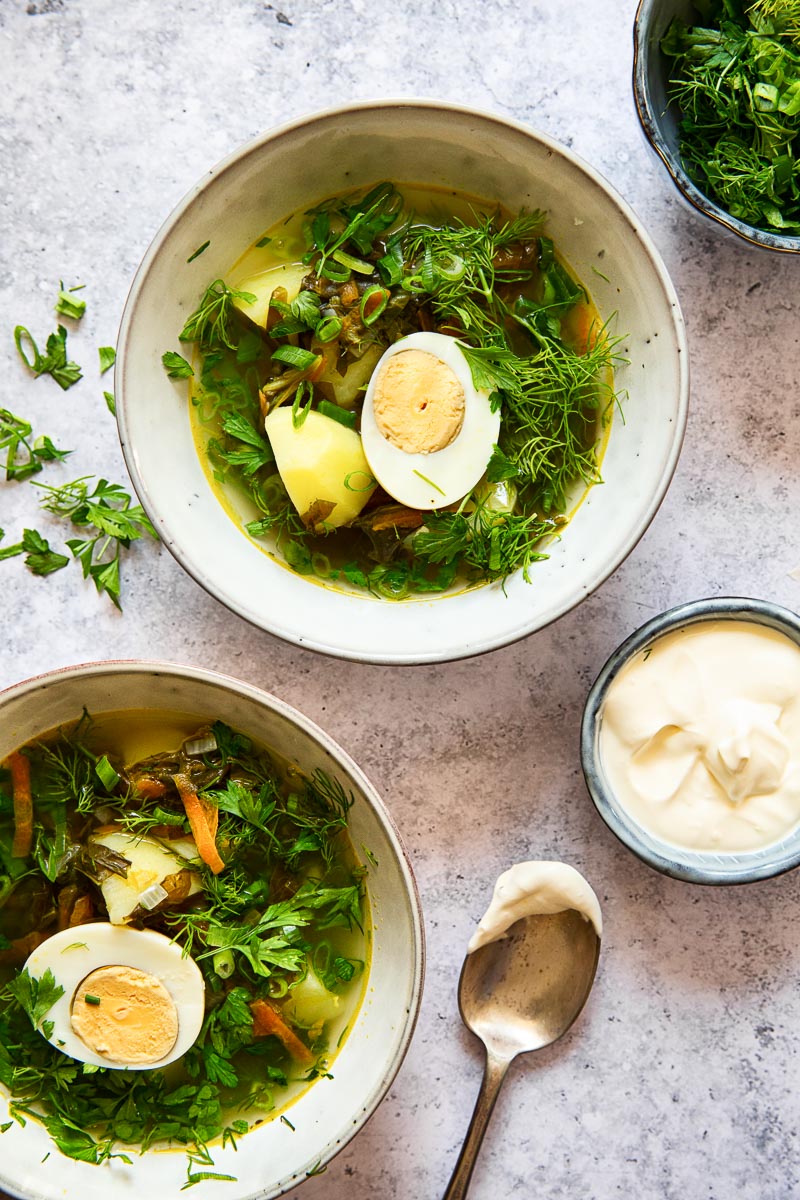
(360, 331), (501, 510)
(23, 923), (205, 1070)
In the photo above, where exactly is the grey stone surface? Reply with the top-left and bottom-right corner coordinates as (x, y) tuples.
(1, 1), (799, 1198)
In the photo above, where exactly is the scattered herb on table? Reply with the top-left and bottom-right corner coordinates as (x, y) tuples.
(34, 476), (158, 609)
(98, 346), (116, 374)
(54, 283), (86, 321)
(0, 528), (69, 576)
(14, 324), (83, 391)
(0, 409), (70, 482)
(663, 0), (800, 232)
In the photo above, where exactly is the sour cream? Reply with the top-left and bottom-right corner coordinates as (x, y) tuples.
(468, 861), (602, 953)
(599, 619), (800, 852)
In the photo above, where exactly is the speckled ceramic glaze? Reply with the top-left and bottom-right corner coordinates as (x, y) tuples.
(582, 597), (800, 884)
(117, 100), (688, 664)
(633, 0), (800, 254)
(0, 662), (424, 1200)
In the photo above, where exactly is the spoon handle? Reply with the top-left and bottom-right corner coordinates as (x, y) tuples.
(442, 1048), (511, 1200)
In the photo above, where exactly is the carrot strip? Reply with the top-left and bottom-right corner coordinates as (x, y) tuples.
(7, 751), (33, 859)
(250, 999), (314, 1066)
(133, 776), (168, 800)
(172, 772), (225, 874)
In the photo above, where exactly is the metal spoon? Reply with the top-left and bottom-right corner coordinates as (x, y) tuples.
(443, 908), (601, 1200)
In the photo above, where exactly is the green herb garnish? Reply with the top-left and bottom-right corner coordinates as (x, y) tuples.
(14, 324), (83, 390)
(162, 350), (195, 379)
(0, 409), (70, 482)
(663, 1), (800, 231)
(187, 240), (211, 263)
(0, 528), (70, 576)
(98, 347), (116, 374)
(55, 282), (87, 320)
(34, 475), (158, 608)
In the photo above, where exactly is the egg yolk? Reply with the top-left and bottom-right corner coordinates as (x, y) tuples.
(70, 964), (179, 1065)
(372, 349), (465, 454)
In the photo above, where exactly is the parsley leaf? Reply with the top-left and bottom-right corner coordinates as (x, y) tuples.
(14, 324), (83, 390)
(0, 529), (69, 576)
(0, 409), (70, 482)
(35, 476), (158, 608)
(98, 347), (116, 374)
(162, 351), (194, 379)
(6, 968), (64, 1030)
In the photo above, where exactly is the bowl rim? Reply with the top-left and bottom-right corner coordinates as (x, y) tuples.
(581, 596), (800, 884)
(0, 658), (426, 1200)
(632, 0), (800, 254)
(116, 97), (690, 664)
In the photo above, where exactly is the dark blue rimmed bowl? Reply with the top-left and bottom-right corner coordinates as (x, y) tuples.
(633, 0), (800, 255)
(581, 597), (800, 884)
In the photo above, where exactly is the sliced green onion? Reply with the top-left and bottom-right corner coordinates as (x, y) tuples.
(360, 285), (389, 326)
(291, 380), (314, 429)
(312, 552), (332, 578)
(213, 949), (235, 979)
(319, 261), (351, 284)
(313, 942), (332, 978)
(95, 755), (120, 790)
(315, 315), (343, 343)
(332, 249), (374, 275)
(152, 806), (186, 826)
(268, 977), (289, 999)
(377, 243), (404, 286)
(84, 995), (101, 1006)
(374, 567), (410, 600)
(436, 253), (465, 282)
(271, 345), (318, 371)
(344, 469), (376, 492)
(319, 400), (357, 429)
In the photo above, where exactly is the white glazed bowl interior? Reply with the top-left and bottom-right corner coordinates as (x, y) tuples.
(0, 662), (423, 1200)
(118, 101), (689, 664)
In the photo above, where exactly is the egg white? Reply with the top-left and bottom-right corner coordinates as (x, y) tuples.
(360, 331), (501, 510)
(23, 923), (205, 1070)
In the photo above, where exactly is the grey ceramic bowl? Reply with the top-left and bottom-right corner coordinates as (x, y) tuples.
(581, 597), (800, 884)
(0, 660), (424, 1200)
(117, 100), (688, 664)
(633, 0), (800, 254)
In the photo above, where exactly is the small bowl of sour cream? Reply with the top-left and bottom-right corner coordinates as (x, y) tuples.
(581, 597), (800, 884)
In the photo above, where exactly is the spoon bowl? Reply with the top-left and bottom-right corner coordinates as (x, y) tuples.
(444, 910), (600, 1199)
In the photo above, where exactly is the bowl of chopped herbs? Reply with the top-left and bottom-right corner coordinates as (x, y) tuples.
(0, 659), (423, 1200)
(117, 101), (688, 663)
(634, 0), (800, 251)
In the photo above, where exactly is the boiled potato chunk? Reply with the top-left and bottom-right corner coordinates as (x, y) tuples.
(232, 263), (308, 330)
(265, 408), (377, 529)
(90, 831), (203, 925)
(316, 343), (383, 409)
(283, 964), (342, 1028)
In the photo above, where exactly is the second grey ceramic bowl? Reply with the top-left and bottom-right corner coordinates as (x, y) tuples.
(0, 661), (424, 1200)
(633, 0), (800, 254)
(581, 597), (800, 884)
